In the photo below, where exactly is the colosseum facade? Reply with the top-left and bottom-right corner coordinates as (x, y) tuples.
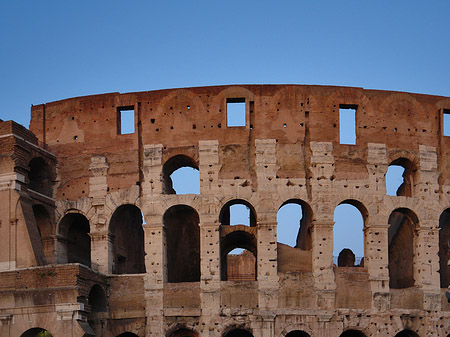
(1, 85), (450, 337)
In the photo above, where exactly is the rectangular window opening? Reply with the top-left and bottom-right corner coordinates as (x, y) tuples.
(339, 104), (357, 145)
(444, 109), (450, 137)
(117, 106), (135, 134)
(227, 98), (246, 127)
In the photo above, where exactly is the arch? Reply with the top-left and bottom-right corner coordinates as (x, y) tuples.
(169, 329), (199, 337)
(285, 330), (311, 337)
(28, 157), (53, 197)
(88, 284), (107, 312)
(339, 330), (367, 337)
(386, 157), (417, 197)
(223, 328), (254, 337)
(440, 208), (450, 288)
(221, 230), (257, 281)
(116, 333), (139, 337)
(20, 328), (53, 337)
(163, 155), (199, 194)
(277, 199), (313, 249)
(58, 212), (91, 267)
(333, 199), (367, 267)
(388, 208), (419, 289)
(109, 204), (146, 274)
(219, 199), (257, 227)
(394, 330), (420, 337)
(163, 205), (200, 282)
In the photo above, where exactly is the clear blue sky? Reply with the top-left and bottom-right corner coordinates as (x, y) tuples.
(1, 1), (449, 258)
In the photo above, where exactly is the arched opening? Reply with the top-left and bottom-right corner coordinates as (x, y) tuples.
(386, 158), (416, 197)
(394, 330), (420, 337)
(20, 328), (53, 337)
(285, 330), (311, 337)
(170, 329), (198, 337)
(388, 208), (418, 289)
(28, 157), (53, 197)
(219, 199), (257, 227)
(163, 205), (200, 283)
(110, 205), (146, 274)
(58, 213), (91, 267)
(339, 330), (367, 337)
(33, 205), (53, 263)
(277, 199), (312, 249)
(163, 155), (199, 194)
(116, 333), (139, 337)
(333, 200), (367, 267)
(221, 230), (257, 281)
(439, 208), (450, 288)
(88, 284), (107, 336)
(223, 328), (254, 337)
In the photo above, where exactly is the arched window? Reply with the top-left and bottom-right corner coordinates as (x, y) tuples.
(219, 199), (257, 227)
(394, 330), (420, 337)
(386, 158), (416, 197)
(285, 330), (311, 337)
(88, 284), (107, 312)
(116, 333), (139, 337)
(277, 199), (312, 249)
(333, 200), (367, 267)
(110, 205), (145, 274)
(20, 328), (53, 337)
(439, 208), (450, 288)
(58, 213), (91, 267)
(163, 205), (200, 283)
(28, 157), (53, 197)
(388, 208), (418, 289)
(221, 230), (257, 281)
(223, 328), (254, 337)
(162, 155), (199, 194)
(170, 329), (198, 337)
(339, 330), (367, 337)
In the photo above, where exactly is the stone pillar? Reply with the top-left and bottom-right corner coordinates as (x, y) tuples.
(89, 231), (112, 274)
(199, 140), (221, 194)
(311, 220), (335, 309)
(367, 143), (388, 194)
(142, 144), (164, 195)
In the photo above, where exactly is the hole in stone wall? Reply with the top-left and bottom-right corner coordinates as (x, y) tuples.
(339, 104), (357, 145)
(439, 208), (450, 288)
(117, 106), (135, 134)
(163, 155), (199, 194)
(285, 331), (311, 337)
(388, 208), (418, 289)
(444, 109), (450, 136)
(28, 157), (53, 197)
(227, 98), (246, 127)
(333, 201), (366, 267)
(219, 200), (256, 227)
(223, 329), (254, 337)
(339, 330), (367, 337)
(58, 213), (91, 268)
(20, 328), (54, 337)
(386, 158), (416, 197)
(221, 230), (257, 281)
(169, 329), (198, 337)
(393, 330), (420, 337)
(277, 200), (312, 250)
(109, 205), (146, 274)
(88, 285), (107, 312)
(163, 205), (200, 283)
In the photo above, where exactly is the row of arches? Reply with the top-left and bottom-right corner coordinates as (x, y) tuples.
(18, 327), (425, 337)
(31, 197), (450, 287)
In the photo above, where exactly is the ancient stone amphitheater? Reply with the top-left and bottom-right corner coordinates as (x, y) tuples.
(1, 85), (450, 337)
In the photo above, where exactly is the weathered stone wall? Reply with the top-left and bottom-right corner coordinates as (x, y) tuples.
(1, 85), (450, 337)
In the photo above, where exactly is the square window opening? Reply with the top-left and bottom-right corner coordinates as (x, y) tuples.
(339, 104), (357, 145)
(444, 109), (450, 137)
(227, 98), (246, 127)
(117, 106), (135, 134)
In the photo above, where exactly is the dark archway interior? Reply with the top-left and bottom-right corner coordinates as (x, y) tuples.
(164, 205), (200, 282)
(28, 157), (53, 197)
(88, 284), (107, 312)
(116, 333), (139, 337)
(170, 329), (198, 337)
(285, 330), (311, 337)
(110, 205), (146, 274)
(394, 330), (420, 337)
(388, 208), (417, 289)
(439, 208), (450, 288)
(59, 213), (91, 267)
(20, 328), (53, 337)
(223, 329), (254, 337)
(340, 330), (367, 337)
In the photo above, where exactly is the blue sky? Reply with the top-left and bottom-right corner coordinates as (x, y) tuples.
(1, 1), (449, 258)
